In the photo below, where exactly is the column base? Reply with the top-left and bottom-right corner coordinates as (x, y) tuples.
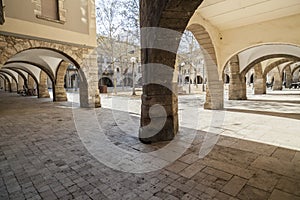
(39, 94), (50, 98)
(55, 96), (68, 101)
(228, 96), (247, 100)
(139, 116), (178, 144)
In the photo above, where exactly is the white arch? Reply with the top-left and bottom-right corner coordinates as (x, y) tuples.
(4, 63), (41, 83)
(238, 44), (300, 73)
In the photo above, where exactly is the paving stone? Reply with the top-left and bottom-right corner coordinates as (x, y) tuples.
(201, 158), (255, 179)
(275, 177), (300, 196)
(237, 185), (270, 200)
(214, 192), (235, 200)
(181, 193), (198, 200)
(247, 170), (279, 192)
(189, 188), (204, 199)
(269, 189), (300, 200)
(230, 139), (276, 156)
(179, 161), (205, 178)
(1, 93), (300, 200)
(206, 145), (258, 168)
(271, 147), (296, 162)
(251, 156), (300, 179)
(165, 161), (189, 174)
(221, 176), (247, 196)
(179, 153), (200, 164)
(202, 167), (233, 181)
(163, 185), (177, 194)
(292, 152), (300, 164)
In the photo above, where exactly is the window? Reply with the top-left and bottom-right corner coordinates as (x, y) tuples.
(34, 0), (66, 23)
(41, 0), (59, 20)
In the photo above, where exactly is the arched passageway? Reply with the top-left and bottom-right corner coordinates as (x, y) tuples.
(99, 77), (114, 87)
(0, 35), (100, 108)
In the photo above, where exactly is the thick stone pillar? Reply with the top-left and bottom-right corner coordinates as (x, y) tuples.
(272, 72), (283, 91)
(203, 55), (224, 109)
(5, 80), (10, 92)
(17, 75), (25, 92)
(54, 61), (68, 101)
(0, 78), (4, 90)
(28, 75), (35, 90)
(285, 67), (292, 88)
(254, 63), (266, 94)
(27, 75), (37, 96)
(139, 0), (203, 143)
(10, 81), (17, 92)
(79, 54), (101, 108)
(39, 71), (50, 98)
(228, 56), (247, 100)
(139, 50), (178, 143)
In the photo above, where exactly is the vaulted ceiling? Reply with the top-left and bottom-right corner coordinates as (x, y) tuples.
(196, 0), (300, 30)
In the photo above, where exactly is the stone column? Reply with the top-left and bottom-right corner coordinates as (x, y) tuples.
(285, 67), (292, 88)
(27, 75), (37, 96)
(139, 49), (178, 143)
(5, 80), (10, 92)
(139, 0), (203, 143)
(203, 55), (224, 109)
(38, 71), (50, 98)
(18, 75), (24, 92)
(10, 81), (17, 92)
(254, 63), (266, 94)
(228, 56), (247, 100)
(0, 78), (4, 90)
(54, 61), (68, 101)
(79, 54), (101, 108)
(28, 75), (35, 90)
(272, 72), (283, 91)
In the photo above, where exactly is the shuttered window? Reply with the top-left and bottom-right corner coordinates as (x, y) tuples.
(41, 0), (59, 20)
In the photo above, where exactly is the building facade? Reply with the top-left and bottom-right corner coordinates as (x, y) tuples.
(0, 0), (100, 107)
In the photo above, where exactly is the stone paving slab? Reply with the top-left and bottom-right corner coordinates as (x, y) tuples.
(0, 92), (300, 199)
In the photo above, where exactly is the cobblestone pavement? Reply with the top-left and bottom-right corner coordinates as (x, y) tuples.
(1, 92), (300, 200)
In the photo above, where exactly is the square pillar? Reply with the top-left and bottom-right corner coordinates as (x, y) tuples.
(228, 58), (247, 100)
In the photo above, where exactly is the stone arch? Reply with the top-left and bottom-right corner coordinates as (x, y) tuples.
(281, 62), (294, 75)
(0, 73), (12, 92)
(187, 23), (223, 109)
(262, 59), (295, 78)
(0, 70), (18, 92)
(5, 68), (28, 91)
(4, 66), (40, 97)
(292, 65), (300, 75)
(0, 35), (100, 108)
(0, 36), (86, 68)
(99, 77), (113, 87)
(242, 56), (298, 78)
(221, 44), (300, 74)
